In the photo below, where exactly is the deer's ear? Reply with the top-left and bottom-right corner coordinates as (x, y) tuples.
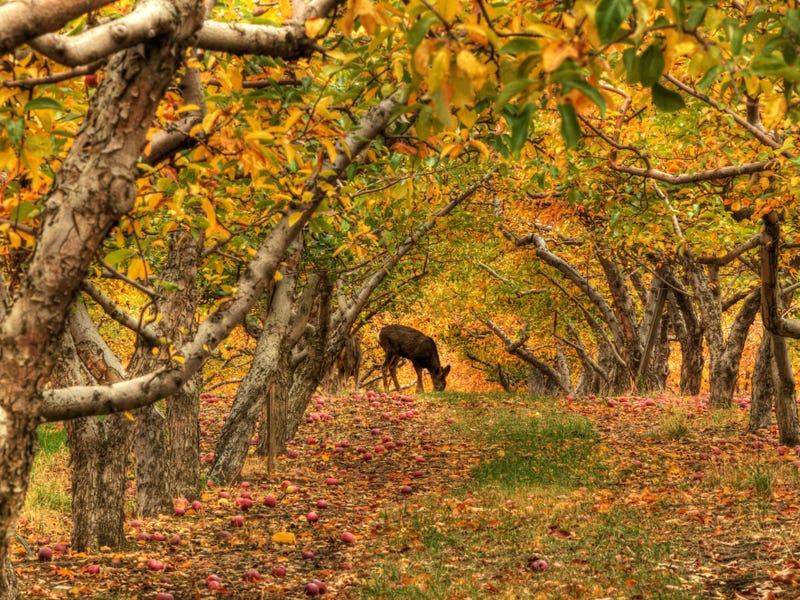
(442, 365), (451, 377)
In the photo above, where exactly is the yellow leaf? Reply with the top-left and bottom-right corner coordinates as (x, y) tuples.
(124, 412), (135, 421)
(127, 257), (146, 281)
(332, 243), (348, 257)
(321, 139), (337, 163)
(173, 355), (186, 364)
(288, 212), (303, 227)
(226, 64), (242, 91)
(541, 40), (579, 73)
(272, 531), (296, 544)
(201, 197), (219, 231)
(436, 0), (458, 22)
(176, 104), (200, 114)
(456, 50), (487, 90)
(429, 48), (450, 93)
(273, 270), (284, 281)
(305, 17), (326, 38)
(469, 139), (490, 158)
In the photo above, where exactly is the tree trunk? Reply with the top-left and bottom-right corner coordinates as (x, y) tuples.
(760, 213), (800, 444)
(663, 270), (704, 396)
(62, 301), (134, 549)
(67, 415), (132, 549)
(771, 333), (800, 445)
(133, 229), (203, 514)
(707, 289), (761, 409)
(749, 332), (774, 432)
(133, 405), (173, 516)
(209, 244), (302, 484)
(168, 380), (201, 500)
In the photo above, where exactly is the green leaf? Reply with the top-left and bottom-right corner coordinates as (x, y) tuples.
(407, 15), (437, 51)
(595, 0), (633, 44)
(104, 248), (134, 266)
(5, 119), (24, 146)
(623, 47), (639, 83)
(638, 44), (664, 87)
(697, 64), (722, 91)
(651, 83), (685, 112)
(496, 78), (535, 111)
(505, 103), (535, 155)
(23, 97), (64, 112)
(558, 103), (581, 149)
(561, 76), (606, 117)
(498, 38), (540, 55)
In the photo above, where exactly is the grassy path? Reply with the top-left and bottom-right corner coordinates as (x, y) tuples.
(15, 390), (800, 598)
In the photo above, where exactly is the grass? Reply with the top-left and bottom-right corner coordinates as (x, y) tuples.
(22, 424), (72, 539)
(359, 394), (697, 599)
(654, 408), (692, 440)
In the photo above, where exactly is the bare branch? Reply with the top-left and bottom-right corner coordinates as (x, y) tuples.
(0, 0), (115, 55)
(30, 0), (177, 67)
(81, 280), (162, 347)
(194, 0), (345, 57)
(143, 67), (206, 167)
(697, 234), (760, 266)
(614, 160), (772, 185)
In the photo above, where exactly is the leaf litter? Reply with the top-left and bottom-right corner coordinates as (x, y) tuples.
(14, 389), (800, 598)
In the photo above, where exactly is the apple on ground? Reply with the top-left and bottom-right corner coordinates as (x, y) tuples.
(147, 558), (165, 571)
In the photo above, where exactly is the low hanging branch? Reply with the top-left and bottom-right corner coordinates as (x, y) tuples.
(483, 319), (574, 395)
(40, 94), (403, 421)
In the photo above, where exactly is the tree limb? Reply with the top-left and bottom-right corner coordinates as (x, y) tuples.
(40, 94), (403, 421)
(80, 280), (162, 347)
(29, 0), (177, 67)
(0, 0), (115, 55)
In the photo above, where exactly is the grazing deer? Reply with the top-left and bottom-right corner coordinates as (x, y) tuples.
(378, 324), (451, 393)
(329, 334), (362, 392)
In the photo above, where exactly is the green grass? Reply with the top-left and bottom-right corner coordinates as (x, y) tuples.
(359, 394), (698, 599)
(37, 423), (67, 454)
(24, 424), (72, 526)
(655, 408), (692, 440)
(469, 408), (601, 490)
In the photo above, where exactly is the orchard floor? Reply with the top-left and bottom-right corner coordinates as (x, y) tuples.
(14, 389), (800, 599)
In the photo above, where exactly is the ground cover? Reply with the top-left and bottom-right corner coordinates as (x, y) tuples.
(14, 390), (800, 599)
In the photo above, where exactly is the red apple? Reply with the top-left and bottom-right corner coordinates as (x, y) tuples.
(37, 547), (53, 562)
(270, 565), (286, 577)
(231, 515), (245, 527)
(316, 499), (328, 509)
(340, 531), (355, 544)
(147, 558), (164, 571)
(306, 511), (318, 523)
(243, 568), (262, 582)
(264, 494), (277, 507)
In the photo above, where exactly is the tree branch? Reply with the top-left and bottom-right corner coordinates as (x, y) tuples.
(40, 94), (403, 421)
(81, 280), (162, 347)
(0, 0), (115, 55)
(29, 0), (177, 67)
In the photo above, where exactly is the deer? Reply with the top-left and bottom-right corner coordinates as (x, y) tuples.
(327, 334), (362, 392)
(378, 324), (451, 393)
